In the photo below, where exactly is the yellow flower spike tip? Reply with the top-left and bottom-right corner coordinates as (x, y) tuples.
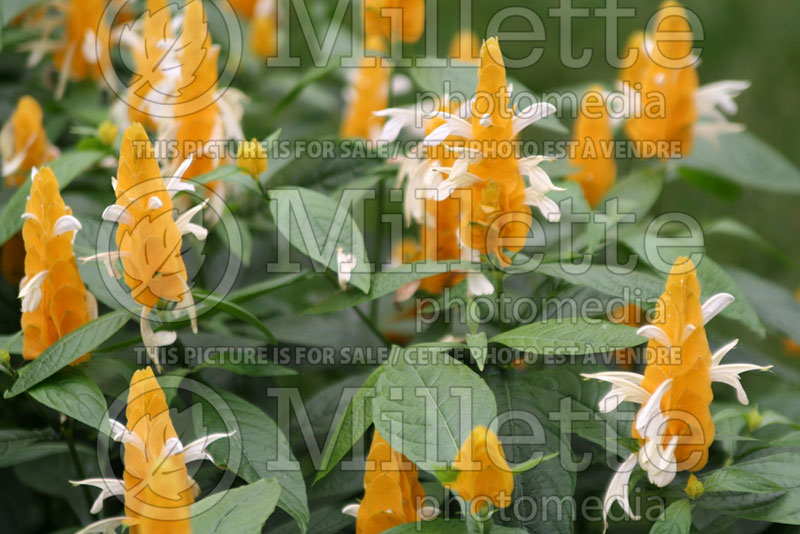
(20, 167), (93, 362)
(71, 366), (234, 531)
(342, 431), (429, 534)
(364, 0), (425, 44)
(624, 1), (698, 159)
(569, 85), (617, 208)
(52, 0), (111, 98)
(448, 30), (480, 63)
(236, 138), (268, 180)
(1, 96), (58, 286)
(88, 123), (207, 367)
(684, 473), (704, 500)
(125, 0), (173, 129)
(618, 31), (649, 90)
(172, 0), (223, 180)
(447, 425), (514, 514)
(1, 96), (56, 186)
(582, 256), (772, 529)
(250, 0), (278, 59)
(340, 38), (391, 141)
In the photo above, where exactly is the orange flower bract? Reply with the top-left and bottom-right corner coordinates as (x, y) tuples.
(123, 366), (195, 534)
(635, 257), (714, 472)
(340, 39), (390, 141)
(569, 86), (617, 208)
(357, 432), (426, 534)
(364, 0), (425, 44)
(624, 1), (698, 158)
(21, 167), (92, 362)
(447, 425), (514, 512)
(115, 123), (189, 310)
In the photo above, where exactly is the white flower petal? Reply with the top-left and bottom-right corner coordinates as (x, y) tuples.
(175, 201), (208, 240)
(636, 325), (671, 347)
(108, 418), (145, 451)
(710, 362), (772, 405)
(602, 453), (640, 531)
(638, 435), (678, 487)
(701, 292), (735, 325)
(635, 378), (672, 439)
(147, 196), (163, 210)
(18, 270), (48, 312)
(435, 171), (482, 200)
(102, 204), (134, 226)
(337, 247), (356, 290)
(467, 273), (494, 296)
(512, 102), (556, 135)
(52, 214), (83, 237)
(69, 478), (125, 514)
(179, 431), (236, 464)
(140, 307), (176, 371)
(582, 372), (649, 412)
(342, 503), (360, 518)
(710, 339), (739, 366)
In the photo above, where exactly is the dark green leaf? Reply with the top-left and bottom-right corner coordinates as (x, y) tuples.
(191, 478), (281, 534)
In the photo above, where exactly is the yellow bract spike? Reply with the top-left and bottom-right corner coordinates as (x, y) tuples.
(569, 85), (617, 208)
(447, 425), (514, 513)
(124, 367), (194, 533)
(21, 167), (92, 362)
(637, 257), (715, 472)
(116, 123), (188, 309)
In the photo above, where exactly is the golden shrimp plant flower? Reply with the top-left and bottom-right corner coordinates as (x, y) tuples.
(83, 123), (207, 366)
(621, 1), (749, 158)
(152, 0), (245, 189)
(71, 366), (233, 533)
(340, 37), (391, 141)
(364, 0), (425, 45)
(342, 431), (436, 533)
(1, 96), (59, 285)
(20, 167), (95, 362)
(378, 37), (563, 274)
(0, 96), (58, 186)
(446, 425), (514, 514)
(582, 257), (771, 530)
(569, 86), (617, 208)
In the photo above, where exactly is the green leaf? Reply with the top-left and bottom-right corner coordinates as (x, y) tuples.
(486, 368), (576, 534)
(705, 218), (796, 268)
(533, 263), (666, 306)
(193, 164), (262, 194)
(680, 131), (800, 194)
(191, 478), (281, 534)
(465, 332), (488, 371)
(0, 429), (55, 463)
(697, 452), (800, 524)
(227, 272), (307, 304)
(194, 387), (309, 532)
(0, 150), (104, 245)
(5, 310), (130, 398)
(373, 346), (497, 468)
(273, 61), (340, 117)
(269, 187), (370, 293)
(306, 261), (473, 314)
(194, 291), (277, 344)
(490, 319), (644, 354)
(315, 365), (385, 482)
(1, 0), (44, 27)
(385, 518), (529, 533)
(650, 499), (692, 534)
(193, 351), (296, 377)
(27, 367), (110, 434)
(726, 266), (800, 344)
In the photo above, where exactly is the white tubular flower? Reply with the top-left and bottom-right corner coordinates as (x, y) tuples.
(18, 270), (49, 313)
(422, 111), (472, 147)
(162, 431), (238, 464)
(108, 418), (145, 451)
(581, 371), (650, 413)
(69, 477), (126, 514)
(695, 81), (749, 123)
(140, 306), (177, 371)
(175, 200), (209, 240)
(602, 453), (640, 532)
(512, 102), (557, 136)
(634, 379), (677, 487)
(459, 245), (493, 297)
(373, 106), (422, 143)
(337, 247), (356, 290)
(709, 338), (773, 405)
(74, 517), (132, 534)
(79, 251), (128, 279)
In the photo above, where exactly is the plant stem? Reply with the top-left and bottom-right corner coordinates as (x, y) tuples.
(325, 273), (391, 346)
(370, 178), (385, 323)
(62, 418), (92, 512)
